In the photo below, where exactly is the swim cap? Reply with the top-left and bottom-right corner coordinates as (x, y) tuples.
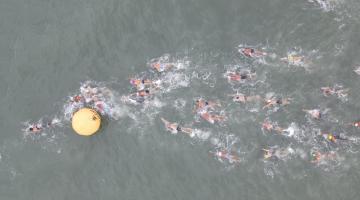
(328, 134), (334, 140)
(311, 152), (319, 160)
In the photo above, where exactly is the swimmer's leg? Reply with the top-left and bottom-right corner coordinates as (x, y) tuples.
(160, 117), (170, 126)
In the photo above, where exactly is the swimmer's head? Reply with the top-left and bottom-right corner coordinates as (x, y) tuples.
(311, 152), (316, 159)
(152, 63), (160, 69)
(145, 90), (150, 94)
(311, 152), (317, 160)
(74, 95), (82, 102)
(354, 122), (359, 127)
(311, 151), (321, 161)
(264, 152), (271, 159)
(328, 134), (336, 142)
(29, 127), (33, 131)
(240, 74), (247, 79)
(324, 89), (331, 94)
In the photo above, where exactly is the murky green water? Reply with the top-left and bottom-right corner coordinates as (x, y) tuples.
(1, 0), (360, 199)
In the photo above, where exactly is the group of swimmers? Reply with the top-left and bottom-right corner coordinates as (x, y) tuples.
(118, 55), (242, 163)
(25, 81), (120, 134)
(238, 47), (360, 164)
(119, 47), (360, 165)
(23, 46), (360, 168)
(179, 47), (359, 165)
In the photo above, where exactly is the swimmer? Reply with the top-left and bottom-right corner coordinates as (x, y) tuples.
(263, 147), (294, 160)
(127, 87), (158, 104)
(194, 99), (221, 113)
(149, 62), (174, 72)
(25, 118), (61, 134)
(80, 84), (106, 104)
(80, 84), (98, 96)
(303, 109), (321, 120)
(28, 124), (43, 133)
(261, 120), (284, 133)
(212, 149), (240, 164)
(160, 118), (193, 135)
(239, 47), (267, 58)
(129, 78), (155, 91)
(263, 148), (273, 159)
(310, 150), (337, 163)
(131, 89), (152, 98)
(225, 71), (256, 82)
(200, 112), (225, 124)
(320, 132), (348, 143)
(263, 97), (291, 109)
(310, 151), (322, 163)
(94, 100), (112, 116)
(228, 93), (261, 103)
(349, 120), (360, 128)
(320, 87), (336, 96)
(70, 95), (83, 103)
(321, 86), (349, 98)
(280, 54), (306, 66)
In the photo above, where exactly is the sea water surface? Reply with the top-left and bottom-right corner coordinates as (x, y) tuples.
(1, 0), (360, 199)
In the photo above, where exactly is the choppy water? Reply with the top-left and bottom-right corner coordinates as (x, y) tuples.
(1, 0), (360, 199)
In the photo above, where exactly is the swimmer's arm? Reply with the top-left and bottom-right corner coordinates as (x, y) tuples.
(256, 50), (267, 56)
(248, 95), (261, 101)
(230, 152), (241, 161)
(129, 92), (139, 97)
(280, 57), (288, 62)
(208, 101), (221, 108)
(181, 127), (193, 135)
(274, 126), (284, 133)
(166, 63), (174, 68)
(192, 106), (200, 113)
(160, 118), (170, 126)
(214, 114), (225, 121)
(302, 109), (309, 113)
(263, 102), (273, 109)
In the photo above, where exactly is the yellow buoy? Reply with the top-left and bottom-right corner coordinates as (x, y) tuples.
(72, 108), (101, 136)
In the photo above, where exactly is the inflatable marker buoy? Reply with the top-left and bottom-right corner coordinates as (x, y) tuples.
(72, 108), (101, 136)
